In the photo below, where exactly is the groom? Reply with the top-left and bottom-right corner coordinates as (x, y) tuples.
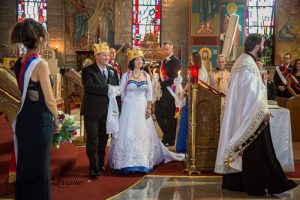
(81, 42), (119, 178)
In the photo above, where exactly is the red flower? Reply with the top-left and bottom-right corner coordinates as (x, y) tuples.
(72, 130), (77, 136)
(60, 114), (65, 120)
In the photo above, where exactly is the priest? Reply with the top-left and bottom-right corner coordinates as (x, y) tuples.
(215, 34), (297, 196)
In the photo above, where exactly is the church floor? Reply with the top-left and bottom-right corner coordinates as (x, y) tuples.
(1, 111), (300, 200)
(109, 176), (300, 200)
(68, 108), (300, 199)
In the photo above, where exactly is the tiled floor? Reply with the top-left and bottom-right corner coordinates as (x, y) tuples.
(108, 176), (300, 200)
(71, 108), (300, 199)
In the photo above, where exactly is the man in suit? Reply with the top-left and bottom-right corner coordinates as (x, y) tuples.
(273, 53), (292, 98)
(266, 70), (277, 100)
(81, 42), (119, 178)
(155, 41), (181, 146)
(109, 47), (122, 78)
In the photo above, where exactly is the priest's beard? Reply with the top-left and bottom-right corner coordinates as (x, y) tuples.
(257, 46), (263, 58)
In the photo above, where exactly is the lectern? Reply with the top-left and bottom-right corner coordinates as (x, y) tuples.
(185, 82), (223, 174)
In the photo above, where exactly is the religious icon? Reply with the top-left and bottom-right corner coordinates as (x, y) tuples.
(191, 46), (218, 70)
(199, 47), (213, 71)
(278, 17), (295, 41)
(191, 0), (220, 36)
(221, 2), (245, 62)
(195, 0), (217, 34)
(65, 0), (93, 50)
(275, 0), (300, 64)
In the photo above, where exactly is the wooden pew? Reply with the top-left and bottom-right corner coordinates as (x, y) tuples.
(275, 96), (289, 108)
(287, 97), (300, 142)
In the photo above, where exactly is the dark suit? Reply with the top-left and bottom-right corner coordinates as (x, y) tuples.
(81, 63), (119, 172)
(155, 55), (181, 145)
(267, 80), (277, 100)
(273, 65), (292, 98)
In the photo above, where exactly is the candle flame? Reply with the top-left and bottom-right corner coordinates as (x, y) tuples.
(178, 70), (182, 76)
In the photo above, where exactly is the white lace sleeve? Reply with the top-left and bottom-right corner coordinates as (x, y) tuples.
(145, 72), (153, 101)
(120, 72), (128, 101)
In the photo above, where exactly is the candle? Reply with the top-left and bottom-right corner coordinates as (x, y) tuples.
(178, 70), (182, 77)
(153, 68), (159, 81)
(174, 70), (183, 87)
(189, 65), (198, 84)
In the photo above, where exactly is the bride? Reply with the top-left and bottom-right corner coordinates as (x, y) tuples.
(108, 49), (185, 174)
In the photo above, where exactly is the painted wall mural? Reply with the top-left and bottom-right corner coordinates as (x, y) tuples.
(64, 0), (115, 67)
(191, 46), (219, 71)
(275, 0), (300, 64)
(191, 0), (220, 36)
(65, 0), (94, 50)
(65, 0), (114, 50)
(221, 1), (245, 62)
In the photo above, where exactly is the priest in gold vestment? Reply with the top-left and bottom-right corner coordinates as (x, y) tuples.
(208, 54), (230, 120)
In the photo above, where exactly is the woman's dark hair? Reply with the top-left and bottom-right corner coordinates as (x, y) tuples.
(128, 57), (145, 71)
(291, 58), (300, 75)
(244, 33), (262, 53)
(191, 51), (201, 67)
(9, 18), (48, 49)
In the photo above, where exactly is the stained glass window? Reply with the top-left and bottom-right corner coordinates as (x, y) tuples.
(246, 0), (275, 36)
(17, 0), (47, 29)
(132, 0), (161, 47)
(246, 0), (275, 64)
(16, 0), (47, 55)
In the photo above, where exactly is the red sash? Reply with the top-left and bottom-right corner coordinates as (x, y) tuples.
(276, 64), (291, 85)
(160, 61), (176, 91)
(109, 61), (121, 75)
(289, 75), (300, 91)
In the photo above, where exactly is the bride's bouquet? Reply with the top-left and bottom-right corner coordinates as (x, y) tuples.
(52, 111), (80, 149)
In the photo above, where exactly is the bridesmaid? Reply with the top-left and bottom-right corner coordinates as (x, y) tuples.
(10, 18), (59, 200)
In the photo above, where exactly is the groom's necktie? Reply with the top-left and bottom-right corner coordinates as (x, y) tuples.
(102, 70), (107, 83)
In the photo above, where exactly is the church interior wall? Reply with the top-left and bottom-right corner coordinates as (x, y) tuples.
(0, 0), (17, 60)
(1, 0), (296, 75)
(0, 0), (189, 72)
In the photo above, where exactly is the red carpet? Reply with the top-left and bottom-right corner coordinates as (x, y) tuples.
(1, 115), (300, 199)
(0, 115), (79, 198)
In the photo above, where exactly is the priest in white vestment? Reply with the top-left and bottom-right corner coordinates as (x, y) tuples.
(215, 33), (297, 196)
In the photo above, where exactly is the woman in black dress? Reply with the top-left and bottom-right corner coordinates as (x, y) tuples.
(9, 18), (59, 200)
(287, 58), (300, 97)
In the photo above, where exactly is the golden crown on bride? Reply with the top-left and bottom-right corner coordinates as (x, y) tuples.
(127, 49), (144, 62)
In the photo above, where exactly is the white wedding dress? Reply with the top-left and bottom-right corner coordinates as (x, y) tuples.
(108, 71), (185, 173)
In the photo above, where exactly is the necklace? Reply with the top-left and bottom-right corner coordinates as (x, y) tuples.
(132, 71), (141, 80)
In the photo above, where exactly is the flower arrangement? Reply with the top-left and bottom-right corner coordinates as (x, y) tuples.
(52, 111), (80, 148)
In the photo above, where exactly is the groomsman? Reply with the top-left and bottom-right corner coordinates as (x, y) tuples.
(155, 41), (181, 146)
(81, 42), (119, 178)
(109, 47), (122, 78)
(273, 53), (292, 98)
